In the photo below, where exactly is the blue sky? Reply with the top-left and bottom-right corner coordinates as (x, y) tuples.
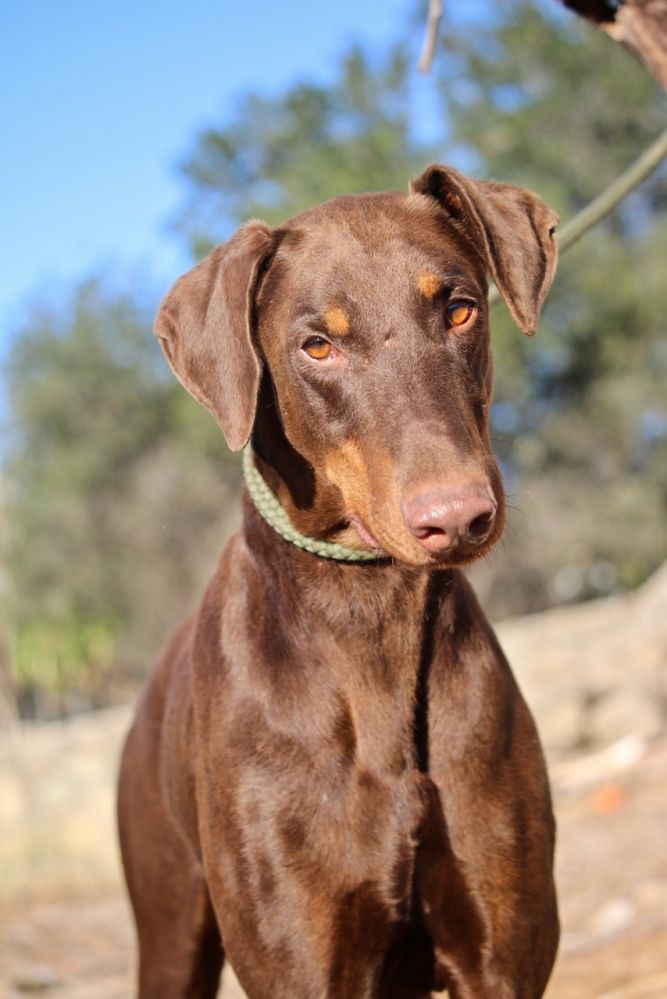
(0, 0), (440, 344)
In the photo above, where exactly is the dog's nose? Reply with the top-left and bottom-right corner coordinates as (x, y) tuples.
(402, 486), (497, 555)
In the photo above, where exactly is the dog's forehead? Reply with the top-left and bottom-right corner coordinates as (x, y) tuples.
(275, 191), (484, 310)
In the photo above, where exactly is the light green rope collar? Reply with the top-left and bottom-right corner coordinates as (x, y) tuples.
(242, 448), (387, 563)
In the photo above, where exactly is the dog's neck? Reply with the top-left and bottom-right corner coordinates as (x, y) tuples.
(250, 386), (372, 552)
(239, 492), (455, 782)
(239, 423), (457, 774)
(243, 448), (383, 562)
(240, 488), (446, 640)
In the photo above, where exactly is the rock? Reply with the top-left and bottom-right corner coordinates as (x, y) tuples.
(12, 962), (61, 993)
(589, 686), (665, 747)
(497, 562), (667, 759)
(591, 897), (636, 939)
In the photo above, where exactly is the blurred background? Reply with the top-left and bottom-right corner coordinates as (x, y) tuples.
(1, 1), (666, 996)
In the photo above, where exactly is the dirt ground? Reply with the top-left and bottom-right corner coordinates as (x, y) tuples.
(2, 731), (666, 997)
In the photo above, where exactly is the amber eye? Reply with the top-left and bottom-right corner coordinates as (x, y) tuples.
(303, 337), (333, 360)
(445, 300), (475, 329)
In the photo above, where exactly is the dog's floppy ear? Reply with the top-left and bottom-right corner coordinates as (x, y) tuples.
(154, 221), (276, 450)
(411, 165), (559, 336)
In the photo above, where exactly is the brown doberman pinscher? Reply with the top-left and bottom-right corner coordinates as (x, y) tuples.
(118, 164), (560, 999)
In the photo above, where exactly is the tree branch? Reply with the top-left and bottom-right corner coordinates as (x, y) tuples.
(419, 0), (443, 74)
(561, 0), (667, 89)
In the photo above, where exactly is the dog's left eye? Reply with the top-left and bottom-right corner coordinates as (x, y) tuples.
(303, 337), (333, 360)
(445, 300), (475, 329)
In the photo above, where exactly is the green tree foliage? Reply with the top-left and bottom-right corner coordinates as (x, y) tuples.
(442, 2), (664, 211)
(3, 279), (239, 715)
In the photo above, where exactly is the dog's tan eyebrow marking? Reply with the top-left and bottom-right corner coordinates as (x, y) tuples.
(417, 272), (443, 300)
(323, 306), (350, 337)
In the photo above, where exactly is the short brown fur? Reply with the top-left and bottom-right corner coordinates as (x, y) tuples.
(120, 164), (560, 998)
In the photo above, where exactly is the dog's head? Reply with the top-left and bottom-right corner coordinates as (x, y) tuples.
(155, 165), (557, 567)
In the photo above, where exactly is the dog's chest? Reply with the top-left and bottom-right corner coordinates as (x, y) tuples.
(198, 640), (429, 914)
(193, 557), (449, 923)
(220, 729), (427, 939)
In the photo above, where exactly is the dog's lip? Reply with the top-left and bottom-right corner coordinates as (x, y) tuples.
(383, 526), (503, 568)
(348, 514), (503, 565)
(348, 515), (385, 552)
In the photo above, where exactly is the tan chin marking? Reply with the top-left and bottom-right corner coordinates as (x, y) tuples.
(325, 442), (423, 561)
(417, 271), (443, 300)
(372, 528), (435, 566)
(324, 440), (368, 512)
(323, 306), (350, 337)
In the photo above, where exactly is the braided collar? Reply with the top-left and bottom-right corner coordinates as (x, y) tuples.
(242, 448), (388, 563)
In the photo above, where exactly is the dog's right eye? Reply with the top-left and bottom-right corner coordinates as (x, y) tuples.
(445, 300), (476, 329)
(303, 337), (333, 361)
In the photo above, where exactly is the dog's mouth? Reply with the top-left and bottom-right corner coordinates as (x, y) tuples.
(348, 515), (385, 553)
(348, 511), (503, 568)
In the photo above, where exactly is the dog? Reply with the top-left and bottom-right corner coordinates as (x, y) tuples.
(118, 163), (560, 998)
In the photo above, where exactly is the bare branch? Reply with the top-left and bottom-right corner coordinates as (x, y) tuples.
(419, 0), (443, 74)
(561, 0), (667, 90)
